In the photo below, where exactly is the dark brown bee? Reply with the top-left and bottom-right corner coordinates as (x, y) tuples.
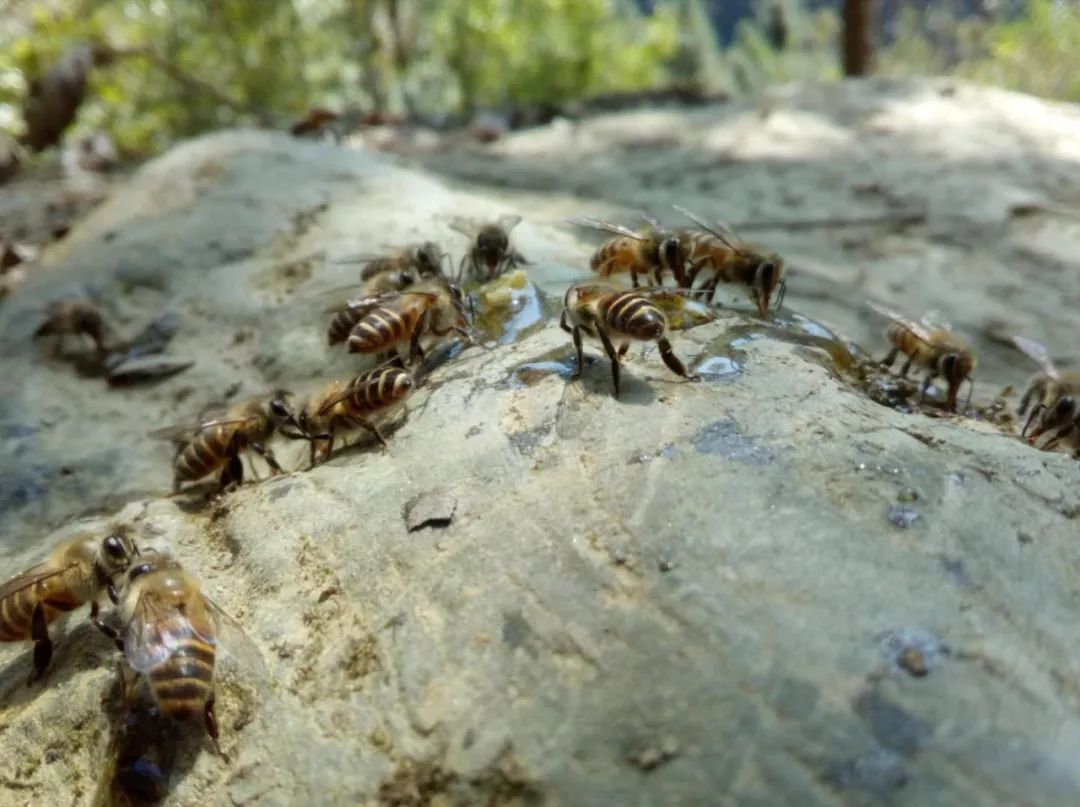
(559, 282), (699, 398)
(448, 214), (529, 282)
(285, 366), (415, 464)
(0, 529), (136, 683)
(32, 298), (110, 356)
(1011, 336), (1080, 443)
(108, 551), (260, 758)
(871, 302), (976, 413)
(152, 391), (303, 491)
(289, 106), (339, 138)
(674, 207), (786, 318)
(337, 280), (470, 363)
(566, 215), (687, 288)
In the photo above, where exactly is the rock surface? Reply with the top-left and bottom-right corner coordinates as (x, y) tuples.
(1, 79), (1080, 806)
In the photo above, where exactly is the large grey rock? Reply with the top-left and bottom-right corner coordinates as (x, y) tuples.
(1, 80), (1079, 806)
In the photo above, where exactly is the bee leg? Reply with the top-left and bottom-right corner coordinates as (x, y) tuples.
(618, 342), (630, 359)
(899, 356), (914, 377)
(570, 324), (584, 381)
(658, 337), (700, 383)
(630, 269), (640, 289)
(204, 698), (228, 761)
(28, 604), (53, 685)
(1022, 403), (1046, 438)
(249, 442), (283, 476)
(91, 601), (124, 652)
(357, 419), (389, 451)
(219, 453), (244, 491)
(880, 348), (899, 369)
(559, 310), (572, 335)
(920, 373), (937, 404)
(596, 326), (621, 398)
(409, 310), (431, 365)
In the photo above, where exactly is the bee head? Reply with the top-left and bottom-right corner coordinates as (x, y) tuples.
(752, 259), (783, 317)
(477, 228), (509, 269)
(124, 551), (178, 587)
(98, 528), (138, 577)
(1037, 394), (1077, 437)
(267, 391), (303, 434)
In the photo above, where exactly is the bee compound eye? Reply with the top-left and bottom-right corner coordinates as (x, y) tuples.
(103, 535), (126, 557)
(129, 562), (153, 581)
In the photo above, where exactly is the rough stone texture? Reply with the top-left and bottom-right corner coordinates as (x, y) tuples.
(1, 80), (1080, 806)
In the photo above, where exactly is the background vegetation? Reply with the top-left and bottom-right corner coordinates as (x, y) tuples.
(0, 0), (1078, 158)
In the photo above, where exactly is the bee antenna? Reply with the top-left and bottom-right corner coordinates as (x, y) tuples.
(775, 278), (787, 311)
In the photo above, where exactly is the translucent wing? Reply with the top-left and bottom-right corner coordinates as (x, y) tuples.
(0, 562), (72, 602)
(565, 217), (647, 241)
(1012, 335), (1058, 377)
(202, 594), (267, 679)
(496, 214), (523, 233)
(867, 301), (934, 344)
(673, 205), (742, 251)
(321, 292), (385, 316)
(309, 282), (369, 306)
(447, 216), (482, 238)
(123, 589), (213, 673)
(919, 309), (953, 333)
(316, 380), (359, 415)
(148, 416), (253, 441)
(634, 211), (663, 231)
(330, 253), (385, 266)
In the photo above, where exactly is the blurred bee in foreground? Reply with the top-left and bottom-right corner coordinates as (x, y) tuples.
(102, 551), (262, 759)
(285, 365), (415, 465)
(32, 298), (111, 357)
(675, 206), (786, 318)
(449, 214), (529, 283)
(1011, 335), (1080, 445)
(152, 391), (304, 492)
(330, 279), (470, 363)
(566, 215), (688, 288)
(870, 302), (976, 413)
(560, 282), (699, 398)
(0, 529), (137, 683)
(102, 660), (176, 804)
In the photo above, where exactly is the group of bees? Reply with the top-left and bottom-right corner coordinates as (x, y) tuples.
(9, 203), (1080, 781)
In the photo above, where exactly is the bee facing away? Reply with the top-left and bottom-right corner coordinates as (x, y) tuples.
(566, 215), (688, 289)
(870, 303), (976, 413)
(105, 551), (261, 758)
(560, 283), (699, 398)
(32, 298), (110, 356)
(152, 391), (304, 492)
(674, 206), (786, 318)
(449, 214), (529, 283)
(337, 242), (444, 285)
(336, 279), (470, 363)
(1011, 336), (1080, 444)
(285, 366), (415, 465)
(0, 529), (137, 683)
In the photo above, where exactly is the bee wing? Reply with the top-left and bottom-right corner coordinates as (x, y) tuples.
(673, 205), (743, 251)
(447, 216), (482, 237)
(565, 217), (647, 241)
(496, 214), (522, 233)
(330, 253), (384, 266)
(310, 283), (369, 306)
(316, 381), (358, 415)
(634, 211), (663, 231)
(321, 293), (384, 316)
(203, 594), (267, 679)
(866, 301), (935, 344)
(147, 416), (254, 441)
(919, 309), (954, 333)
(1012, 335), (1059, 377)
(123, 589), (209, 673)
(0, 563), (73, 602)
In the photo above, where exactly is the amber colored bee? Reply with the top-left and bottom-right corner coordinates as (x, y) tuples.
(107, 551), (259, 758)
(336, 279), (470, 363)
(559, 282), (699, 398)
(0, 529), (137, 683)
(674, 206), (786, 318)
(1011, 335), (1080, 443)
(152, 391), (304, 492)
(870, 302), (976, 413)
(566, 215), (687, 288)
(289, 106), (339, 138)
(448, 214), (529, 282)
(285, 366), (415, 465)
(32, 298), (110, 356)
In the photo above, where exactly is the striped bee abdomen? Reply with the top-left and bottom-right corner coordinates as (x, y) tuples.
(346, 307), (421, 354)
(328, 307), (364, 346)
(0, 590), (36, 640)
(175, 425), (234, 482)
(602, 293), (665, 340)
(350, 368), (413, 414)
(149, 637), (216, 721)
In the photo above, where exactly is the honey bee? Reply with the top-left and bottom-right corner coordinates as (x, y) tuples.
(336, 242), (445, 287)
(32, 298), (110, 356)
(448, 214), (529, 282)
(0, 529), (137, 683)
(559, 282), (699, 398)
(285, 366), (415, 465)
(107, 551), (259, 758)
(674, 207), (787, 318)
(335, 279), (470, 363)
(152, 391), (304, 492)
(1011, 336), (1080, 443)
(566, 215), (688, 288)
(870, 302), (976, 413)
